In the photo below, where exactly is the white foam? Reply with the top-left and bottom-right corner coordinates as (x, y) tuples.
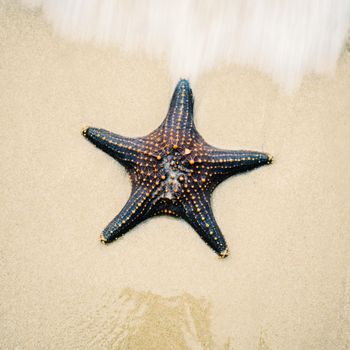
(21, 0), (350, 91)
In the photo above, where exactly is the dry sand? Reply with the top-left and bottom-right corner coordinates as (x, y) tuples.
(1, 3), (349, 350)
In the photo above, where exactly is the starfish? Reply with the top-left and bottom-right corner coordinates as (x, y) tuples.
(82, 80), (272, 258)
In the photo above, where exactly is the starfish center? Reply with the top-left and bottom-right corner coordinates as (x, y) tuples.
(158, 149), (190, 200)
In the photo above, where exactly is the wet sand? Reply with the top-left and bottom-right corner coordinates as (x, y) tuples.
(1, 3), (349, 349)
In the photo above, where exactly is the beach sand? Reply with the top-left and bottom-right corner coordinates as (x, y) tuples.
(1, 3), (349, 349)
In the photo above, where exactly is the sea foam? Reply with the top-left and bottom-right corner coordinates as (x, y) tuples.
(21, 0), (350, 91)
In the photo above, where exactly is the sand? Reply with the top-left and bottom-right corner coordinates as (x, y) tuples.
(1, 3), (349, 350)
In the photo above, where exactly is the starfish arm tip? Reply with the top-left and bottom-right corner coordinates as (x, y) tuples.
(218, 248), (230, 259)
(267, 154), (274, 164)
(100, 232), (108, 244)
(81, 126), (90, 137)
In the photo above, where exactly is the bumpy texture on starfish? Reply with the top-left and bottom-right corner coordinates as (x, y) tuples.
(82, 80), (272, 258)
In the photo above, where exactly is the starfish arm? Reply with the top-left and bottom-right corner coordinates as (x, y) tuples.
(82, 127), (149, 166)
(182, 192), (229, 258)
(162, 79), (195, 146)
(195, 148), (272, 183)
(101, 186), (154, 243)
